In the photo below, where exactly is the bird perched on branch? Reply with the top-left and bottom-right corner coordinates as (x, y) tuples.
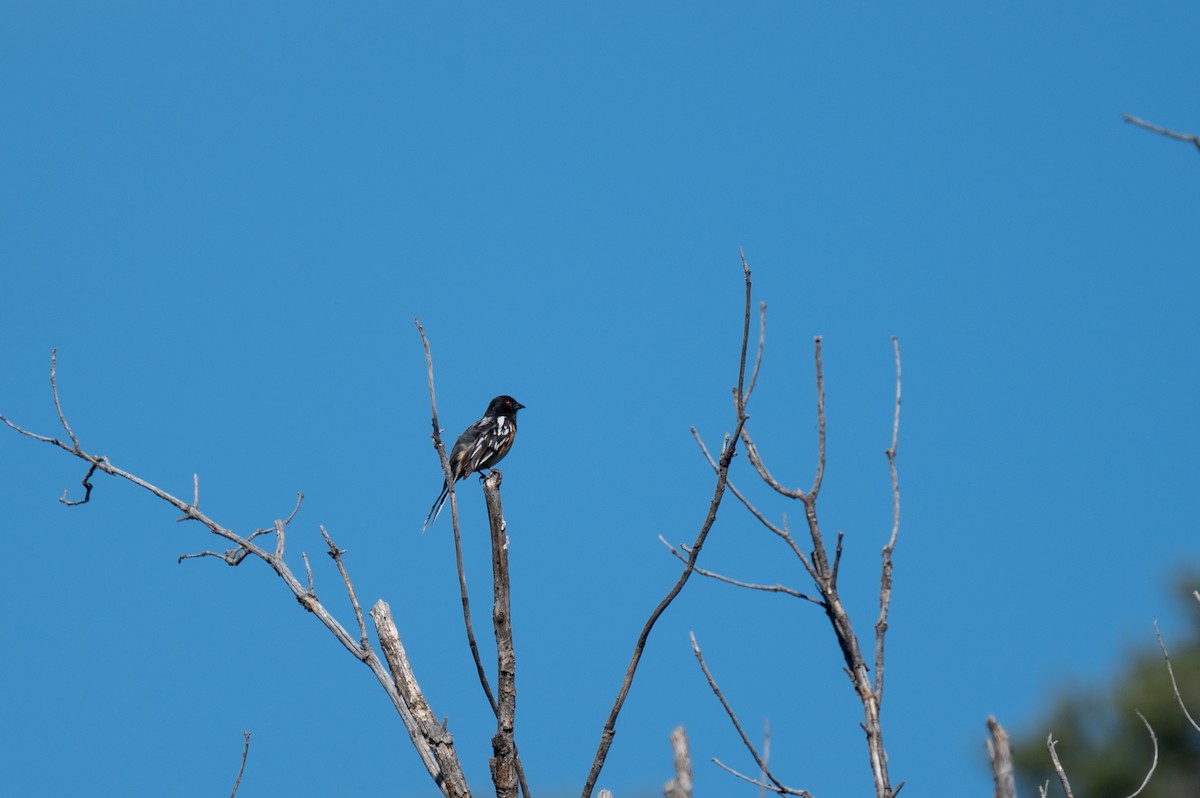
(423, 394), (525, 532)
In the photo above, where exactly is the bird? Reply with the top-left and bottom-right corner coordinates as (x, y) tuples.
(422, 394), (525, 532)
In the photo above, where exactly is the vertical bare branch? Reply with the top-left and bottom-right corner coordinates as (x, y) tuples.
(50, 349), (81, 451)
(663, 726), (693, 798)
(809, 337), (826, 499)
(229, 731), (251, 798)
(985, 716), (1015, 798)
(417, 318), (499, 715)
(1046, 735), (1074, 798)
(484, 471), (520, 798)
(581, 256), (754, 798)
(320, 525), (370, 651)
(874, 337), (902, 702)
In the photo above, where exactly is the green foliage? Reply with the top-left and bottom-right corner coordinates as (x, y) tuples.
(1013, 577), (1200, 798)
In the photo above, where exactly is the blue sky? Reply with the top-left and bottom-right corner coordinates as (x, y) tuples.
(2, 4), (1199, 797)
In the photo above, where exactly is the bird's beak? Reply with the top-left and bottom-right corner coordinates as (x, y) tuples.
(515, 402), (526, 410)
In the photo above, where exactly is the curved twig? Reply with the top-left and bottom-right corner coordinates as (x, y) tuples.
(1154, 619), (1200, 733)
(1122, 711), (1158, 798)
(229, 731), (251, 798)
(581, 255), (754, 798)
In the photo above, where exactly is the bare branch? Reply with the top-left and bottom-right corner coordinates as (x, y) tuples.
(301, 552), (315, 594)
(743, 300), (767, 407)
(710, 759), (812, 797)
(690, 632), (799, 796)
(810, 337), (826, 498)
(321, 525), (370, 651)
(759, 719), (771, 798)
(985, 716), (1015, 798)
(5, 350), (470, 797)
(582, 256), (754, 798)
(658, 536), (822, 605)
(61, 459), (101, 506)
(416, 318), (498, 721)
(483, 471), (522, 798)
(663, 726), (693, 798)
(1154, 618), (1200, 732)
(874, 337), (903, 703)
(1122, 113), (1200, 153)
(229, 731), (251, 798)
(1121, 711), (1158, 798)
(691, 428), (819, 583)
(50, 349), (82, 451)
(1046, 735), (1074, 798)
(372, 600), (471, 797)
(283, 492), (304, 526)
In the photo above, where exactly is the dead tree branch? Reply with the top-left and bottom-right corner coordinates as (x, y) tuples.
(663, 726), (693, 798)
(0, 350), (470, 798)
(484, 471), (519, 798)
(1121, 113), (1200, 153)
(1154, 619), (1200, 733)
(690, 633), (808, 797)
(580, 253), (755, 798)
(417, 319), (531, 798)
(1123, 712), (1158, 798)
(417, 318), (499, 715)
(684, 332), (904, 798)
(229, 731), (251, 798)
(985, 716), (1015, 798)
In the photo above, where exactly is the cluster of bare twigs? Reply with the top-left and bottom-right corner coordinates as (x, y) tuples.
(3, 257), (909, 798)
(652, 257), (905, 797)
(0, 351), (476, 795)
(983, 604), (1200, 798)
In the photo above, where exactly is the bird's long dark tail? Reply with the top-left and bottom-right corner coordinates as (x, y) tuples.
(422, 482), (451, 533)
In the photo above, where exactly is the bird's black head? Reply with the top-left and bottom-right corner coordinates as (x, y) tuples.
(487, 395), (525, 416)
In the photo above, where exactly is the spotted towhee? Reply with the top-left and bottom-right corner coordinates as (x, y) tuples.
(422, 394), (525, 531)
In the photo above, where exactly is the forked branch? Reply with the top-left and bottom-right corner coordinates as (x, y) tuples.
(685, 334), (904, 798)
(1, 350), (470, 798)
(580, 253), (755, 798)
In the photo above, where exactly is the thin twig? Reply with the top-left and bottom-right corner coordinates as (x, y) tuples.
(759, 719), (771, 798)
(50, 349), (81, 451)
(417, 318), (499, 717)
(1121, 711), (1158, 798)
(322, 525), (371, 652)
(1121, 113), (1200, 153)
(283, 492), (304, 526)
(229, 731), (251, 798)
(810, 337), (826, 498)
(691, 428), (818, 583)
(582, 256), (754, 798)
(690, 632), (794, 794)
(874, 337), (903, 703)
(744, 301), (766, 406)
(710, 759), (812, 797)
(659, 536), (822, 605)
(302, 552), (315, 594)
(1154, 619), (1200, 732)
(1046, 735), (1074, 798)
